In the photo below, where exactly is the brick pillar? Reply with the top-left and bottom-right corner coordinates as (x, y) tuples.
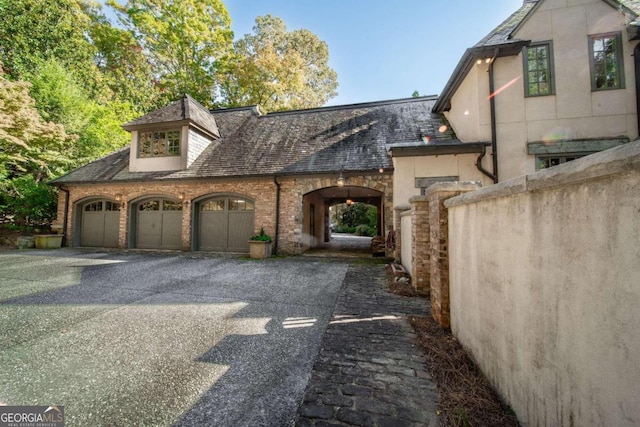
(409, 196), (430, 296)
(181, 201), (192, 251)
(427, 182), (482, 328)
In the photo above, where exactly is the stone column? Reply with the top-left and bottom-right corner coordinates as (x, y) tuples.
(409, 196), (430, 296)
(427, 182), (482, 328)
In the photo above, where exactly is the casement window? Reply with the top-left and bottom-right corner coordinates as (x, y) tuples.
(523, 42), (555, 96)
(589, 32), (624, 90)
(138, 129), (181, 158)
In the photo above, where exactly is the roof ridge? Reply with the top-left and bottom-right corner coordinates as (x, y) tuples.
(261, 95), (440, 117)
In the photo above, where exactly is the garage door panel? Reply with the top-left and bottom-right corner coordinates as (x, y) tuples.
(228, 212), (253, 252)
(161, 212), (182, 250)
(137, 211), (162, 249)
(81, 212), (105, 247)
(199, 212), (227, 251)
(103, 212), (120, 248)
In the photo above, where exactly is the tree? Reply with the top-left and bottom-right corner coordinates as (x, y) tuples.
(219, 15), (338, 112)
(0, 72), (74, 182)
(108, 0), (233, 108)
(87, 5), (165, 112)
(0, 0), (100, 93)
(412, 90), (420, 97)
(26, 59), (136, 164)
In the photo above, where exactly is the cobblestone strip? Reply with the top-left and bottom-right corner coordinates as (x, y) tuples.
(296, 263), (440, 427)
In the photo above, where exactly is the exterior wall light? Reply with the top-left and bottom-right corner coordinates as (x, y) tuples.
(178, 192), (185, 201)
(337, 173), (345, 187)
(115, 194), (122, 202)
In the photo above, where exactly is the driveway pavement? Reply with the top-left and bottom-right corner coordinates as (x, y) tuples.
(0, 249), (347, 426)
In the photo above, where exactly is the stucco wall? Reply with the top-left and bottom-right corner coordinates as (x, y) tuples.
(400, 210), (412, 275)
(445, 141), (640, 426)
(392, 154), (492, 210)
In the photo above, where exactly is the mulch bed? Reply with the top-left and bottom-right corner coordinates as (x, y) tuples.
(386, 265), (519, 427)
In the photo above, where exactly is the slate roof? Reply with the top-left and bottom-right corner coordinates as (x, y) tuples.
(52, 96), (457, 184)
(433, 0), (640, 112)
(123, 94), (220, 138)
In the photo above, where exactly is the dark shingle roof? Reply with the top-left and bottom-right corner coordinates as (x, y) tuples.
(433, 0), (640, 112)
(52, 96), (456, 184)
(123, 94), (220, 138)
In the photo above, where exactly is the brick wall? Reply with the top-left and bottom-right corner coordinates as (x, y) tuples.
(409, 196), (430, 296)
(55, 172), (393, 255)
(58, 178), (277, 251)
(427, 182), (481, 327)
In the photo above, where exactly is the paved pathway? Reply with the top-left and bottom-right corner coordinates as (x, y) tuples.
(296, 263), (440, 427)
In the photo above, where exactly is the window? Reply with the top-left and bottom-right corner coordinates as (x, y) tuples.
(536, 155), (586, 170)
(589, 32), (624, 90)
(138, 129), (181, 158)
(524, 42), (554, 96)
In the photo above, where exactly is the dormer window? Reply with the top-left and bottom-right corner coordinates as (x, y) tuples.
(138, 129), (181, 158)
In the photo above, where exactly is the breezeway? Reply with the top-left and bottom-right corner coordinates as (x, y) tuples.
(0, 249), (347, 426)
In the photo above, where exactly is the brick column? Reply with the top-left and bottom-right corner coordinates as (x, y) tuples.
(409, 196), (430, 296)
(427, 182), (482, 328)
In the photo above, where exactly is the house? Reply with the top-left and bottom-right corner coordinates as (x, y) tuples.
(52, 0), (640, 256)
(428, 0), (640, 182)
(51, 95), (455, 254)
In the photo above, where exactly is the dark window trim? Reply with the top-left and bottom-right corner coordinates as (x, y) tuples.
(523, 41), (555, 97)
(535, 154), (590, 170)
(588, 32), (625, 91)
(137, 128), (181, 158)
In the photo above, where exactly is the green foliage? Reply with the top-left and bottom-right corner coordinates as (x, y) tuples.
(0, 0), (100, 93)
(412, 90), (420, 97)
(109, 0), (233, 108)
(250, 227), (272, 242)
(26, 59), (134, 165)
(0, 72), (75, 182)
(219, 15), (338, 112)
(355, 224), (376, 237)
(0, 175), (58, 226)
(334, 203), (378, 236)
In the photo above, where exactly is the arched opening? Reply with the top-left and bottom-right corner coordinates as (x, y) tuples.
(74, 197), (121, 248)
(192, 194), (255, 252)
(302, 185), (383, 256)
(129, 196), (182, 250)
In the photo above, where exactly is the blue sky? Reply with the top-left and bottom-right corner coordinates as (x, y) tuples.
(225, 0), (523, 106)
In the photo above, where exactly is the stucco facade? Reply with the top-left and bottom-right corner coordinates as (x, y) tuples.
(442, 0), (640, 181)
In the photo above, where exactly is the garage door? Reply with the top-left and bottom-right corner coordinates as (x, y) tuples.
(80, 200), (120, 247)
(199, 197), (254, 252)
(136, 199), (182, 250)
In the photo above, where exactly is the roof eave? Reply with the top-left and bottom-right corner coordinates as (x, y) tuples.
(389, 141), (491, 157)
(433, 41), (530, 113)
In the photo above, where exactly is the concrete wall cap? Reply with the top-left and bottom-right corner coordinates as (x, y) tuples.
(400, 210), (413, 218)
(425, 181), (482, 197)
(394, 204), (412, 211)
(445, 139), (640, 208)
(408, 195), (430, 204)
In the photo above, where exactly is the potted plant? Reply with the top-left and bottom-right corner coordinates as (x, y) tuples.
(248, 227), (272, 259)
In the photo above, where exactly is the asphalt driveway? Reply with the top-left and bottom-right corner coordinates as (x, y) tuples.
(0, 249), (348, 426)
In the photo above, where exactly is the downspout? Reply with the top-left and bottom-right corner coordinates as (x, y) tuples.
(273, 175), (281, 255)
(488, 48), (500, 183)
(60, 186), (70, 247)
(634, 44), (640, 135)
(476, 145), (497, 182)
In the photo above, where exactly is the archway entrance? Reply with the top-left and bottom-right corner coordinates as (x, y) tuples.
(301, 186), (383, 256)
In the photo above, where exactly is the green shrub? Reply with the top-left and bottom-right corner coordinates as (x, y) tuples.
(355, 224), (376, 237)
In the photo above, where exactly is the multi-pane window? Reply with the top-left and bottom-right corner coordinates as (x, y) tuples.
(536, 155), (586, 170)
(138, 129), (181, 158)
(589, 32), (624, 90)
(84, 201), (121, 211)
(524, 42), (554, 96)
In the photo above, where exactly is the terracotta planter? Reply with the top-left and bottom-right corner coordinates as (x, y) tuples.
(248, 240), (272, 259)
(35, 234), (63, 249)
